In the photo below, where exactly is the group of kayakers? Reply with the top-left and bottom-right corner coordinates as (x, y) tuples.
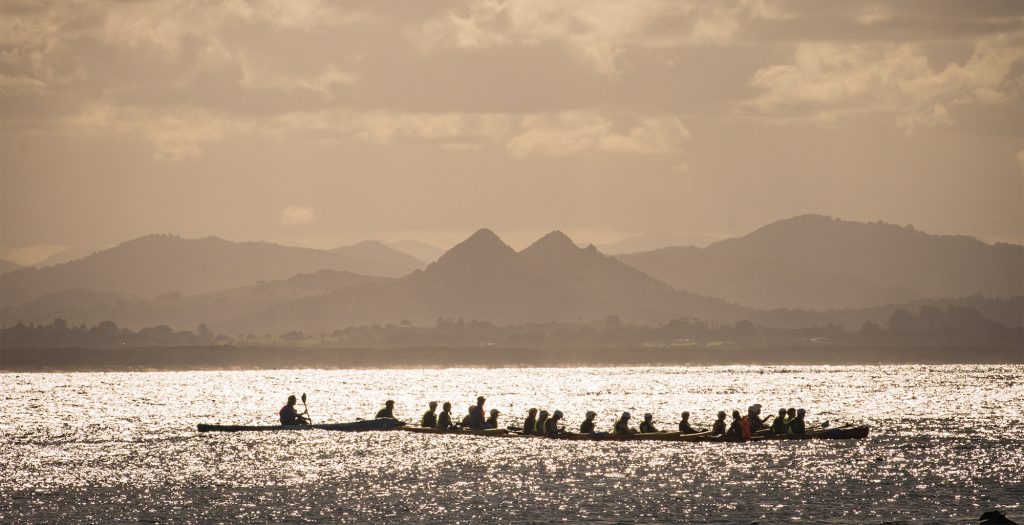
(279, 394), (812, 440)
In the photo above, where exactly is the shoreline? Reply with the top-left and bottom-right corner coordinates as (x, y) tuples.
(1, 345), (1021, 372)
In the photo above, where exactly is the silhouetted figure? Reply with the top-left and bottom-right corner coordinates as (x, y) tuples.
(729, 410), (750, 441)
(639, 413), (658, 433)
(279, 395), (309, 426)
(980, 510), (1018, 524)
(545, 410), (564, 437)
(485, 408), (500, 429)
(468, 396), (486, 430)
(790, 408), (807, 435)
(785, 407), (797, 433)
(614, 411), (634, 435)
(437, 402), (453, 430)
(678, 411), (699, 434)
(522, 408), (538, 435)
(421, 401), (438, 428)
(376, 400), (395, 419)
(580, 411), (597, 433)
(535, 410), (550, 435)
(461, 405), (474, 427)
(711, 411), (727, 435)
(748, 404), (770, 432)
(770, 408), (788, 434)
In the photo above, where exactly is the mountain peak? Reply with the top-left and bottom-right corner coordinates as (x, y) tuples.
(429, 228), (516, 270)
(521, 230), (580, 256)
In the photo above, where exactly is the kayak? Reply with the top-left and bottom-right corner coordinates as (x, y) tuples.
(197, 418), (403, 433)
(400, 426), (509, 436)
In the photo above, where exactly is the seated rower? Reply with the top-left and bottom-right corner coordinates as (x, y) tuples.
(770, 408), (787, 434)
(678, 411), (699, 434)
(485, 408), (500, 429)
(437, 402), (453, 430)
(728, 410), (750, 441)
(748, 404), (770, 432)
(711, 411), (727, 435)
(279, 395), (309, 426)
(580, 411), (597, 433)
(790, 408), (807, 435)
(535, 410), (550, 435)
(421, 401), (438, 428)
(613, 412), (635, 435)
(468, 396), (486, 430)
(785, 407), (797, 432)
(461, 405), (475, 427)
(522, 408), (538, 435)
(639, 413), (658, 433)
(376, 400), (395, 419)
(544, 410), (564, 437)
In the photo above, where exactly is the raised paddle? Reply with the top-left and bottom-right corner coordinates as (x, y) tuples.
(301, 393), (312, 425)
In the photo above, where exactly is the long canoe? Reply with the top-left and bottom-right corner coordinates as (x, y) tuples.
(197, 418), (402, 433)
(400, 426), (509, 436)
(399, 425), (870, 442)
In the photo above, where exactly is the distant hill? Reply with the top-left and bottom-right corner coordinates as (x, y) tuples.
(0, 259), (23, 274)
(385, 240), (446, 263)
(616, 215), (1024, 310)
(598, 233), (721, 253)
(1, 270), (391, 330)
(0, 235), (424, 307)
(214, 229), (751, 334)
(36, 246), (107, 267)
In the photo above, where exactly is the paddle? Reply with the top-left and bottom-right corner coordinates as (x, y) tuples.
(301, 393), (312, 425)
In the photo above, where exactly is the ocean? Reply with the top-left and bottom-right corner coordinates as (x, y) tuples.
(2, 365), (1022, 524)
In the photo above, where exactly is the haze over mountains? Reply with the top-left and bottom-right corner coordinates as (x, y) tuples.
(0, 235), (423, 306)
(1, 216), (1021, 335)
(616, 215), (1023, 311)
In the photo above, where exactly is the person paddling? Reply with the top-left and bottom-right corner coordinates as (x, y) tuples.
(279, 395), (309, 426)
(639, 413), (658, 433)
(711, 411), (727, 435)
(522, 408), (538, 435)
(437, 402), (453, 430)
(770, 408), (787, 434)
(535, 410), (550, 435)
(485, 409), (501, 429)
(790, 408), (807, 435)
(748, 404), (771, 432)
(678, 411), (699, 434)
(468, 396), (486, 430)
(613, 412), (635, 435)
(728, 410), (751, 441)
(545, 410), (564, 437)
(376, 400), (395, 419)
(580, 411), (597, 433)
(421, 401), (438, 428)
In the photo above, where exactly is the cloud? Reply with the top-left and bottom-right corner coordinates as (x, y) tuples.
(746, 36), (1024, 131)
(416, 0), (775, 79)
(506, 112), (690, 157)
(281, 206), (315, 225)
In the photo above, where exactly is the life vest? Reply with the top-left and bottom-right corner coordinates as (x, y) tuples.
(739, 417), (751, 439)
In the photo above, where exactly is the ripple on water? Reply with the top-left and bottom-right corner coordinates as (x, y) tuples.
(1, 365), (1022, 524)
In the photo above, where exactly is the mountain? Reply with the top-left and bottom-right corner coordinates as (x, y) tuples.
(36, 246), (107, 267)
(616, 215), (1024, 310)
(0, 259), (23, 274)
(214, 229), (751, 334)
(598, 233), (721, 253)
(385, 240), (446, 263)
(0, 235), (424, 307)
(1, 270), (391, 330)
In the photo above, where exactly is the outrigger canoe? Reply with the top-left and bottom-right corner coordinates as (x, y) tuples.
(197, 418), (403, 433)
(398, 425), (870, 442)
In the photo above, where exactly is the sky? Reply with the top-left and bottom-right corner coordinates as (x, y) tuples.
(1, 0), (1022, 264)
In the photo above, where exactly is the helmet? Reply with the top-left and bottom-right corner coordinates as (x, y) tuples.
(621, 411), (631, 419)
(553, 410), (563, 418)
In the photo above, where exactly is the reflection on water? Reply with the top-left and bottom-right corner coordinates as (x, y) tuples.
(2, 365), (1022, 523)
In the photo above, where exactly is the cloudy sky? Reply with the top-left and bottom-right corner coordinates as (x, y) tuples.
(1, 0), (1022, 264)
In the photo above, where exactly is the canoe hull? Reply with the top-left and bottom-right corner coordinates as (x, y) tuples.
(400, 426), (509, 436)
(197, 418), (402, 433)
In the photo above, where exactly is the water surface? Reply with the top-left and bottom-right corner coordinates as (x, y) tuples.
(2, 365), (1022, 523)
